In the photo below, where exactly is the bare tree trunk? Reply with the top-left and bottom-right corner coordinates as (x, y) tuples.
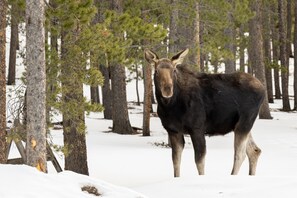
(279, 0), (291, 111)
(271, 2), (281, 99)
(193, 2), (201, 70)
(0, 0), (7, 164)
(143, 62), (152, 136)
(239, 25), (245, 72)
(135, 64), (140, 106)
(90, 86), (100, 104)
(287, 0), (293, 58)
(249, 0), (272, 119)
(294, 0), (297, 110)
(169, 0), (178, 54)
(25, 0), (47, 172)
(224, 0), (236, 74)
(100, 65), (112, 119)
(263, 1), (274, 103)
(7, 3), (18, 85)
(111, 64), (134, 134)
(111, 0), (134, 134)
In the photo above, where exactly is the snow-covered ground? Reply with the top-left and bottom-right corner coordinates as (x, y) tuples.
(2, 79), (297, 198)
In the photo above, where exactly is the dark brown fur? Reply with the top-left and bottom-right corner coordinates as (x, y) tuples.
(145, 49), (264, 176)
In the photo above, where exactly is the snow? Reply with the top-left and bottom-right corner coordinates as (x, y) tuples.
(3, 82), (297, 197)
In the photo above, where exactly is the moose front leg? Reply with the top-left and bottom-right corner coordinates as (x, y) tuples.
(190, 132), (206, 175)
(168, 132), (185, 177)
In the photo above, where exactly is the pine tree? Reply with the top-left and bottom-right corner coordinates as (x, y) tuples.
(46, 0), (103, 175)
(26, 0), (47, 172)
(0, 0), (7, 164)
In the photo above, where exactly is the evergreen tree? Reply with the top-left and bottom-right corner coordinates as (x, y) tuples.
(46, 0), (103, 175)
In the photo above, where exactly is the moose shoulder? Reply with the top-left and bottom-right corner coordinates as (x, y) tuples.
(145, 49), (265, 177)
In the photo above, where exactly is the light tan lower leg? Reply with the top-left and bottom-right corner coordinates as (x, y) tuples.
(231, 133), (249, 175)
(246, 134), (261, 175)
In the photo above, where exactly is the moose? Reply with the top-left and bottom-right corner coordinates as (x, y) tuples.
(144, 49), (264, 177)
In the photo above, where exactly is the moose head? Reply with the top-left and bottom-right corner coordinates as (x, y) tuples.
(144, 49), (189, 98)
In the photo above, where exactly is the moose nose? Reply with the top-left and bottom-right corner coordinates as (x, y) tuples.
(164, 85), (171, 93)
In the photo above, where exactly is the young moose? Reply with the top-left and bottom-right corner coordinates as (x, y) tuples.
(145, 49), (264, 177)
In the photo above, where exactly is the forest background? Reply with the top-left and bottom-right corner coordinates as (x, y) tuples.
(0, 0), (296, 177)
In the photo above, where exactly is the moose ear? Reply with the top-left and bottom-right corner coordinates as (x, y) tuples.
(171, 49), (189, 67)
(144, 49), (159, 64)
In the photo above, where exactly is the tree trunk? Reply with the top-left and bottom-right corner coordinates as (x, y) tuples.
(294, 0), (297, 110)
(110, 0), (133, 134)
(193, 1), (201, 70)
(262, 1), (274, 103)
(61, 31), (89, 175)
(239, 25), (245, 72)
(0, 0), (7, 164)
(100, 65), (113, 119)
(135, 64), (140, 106)
(90, 85), (100, 104)
(25, 0), (47, 172)
(143, 62), (152, 136)
(7, 3), (18, 85)
(279, 0), (291, 111)
(111, 64), (134, 134)
(169, 0), (178, 54)
(287, 0), (293, 58)
(249, 0), (272, 119)
(271, 2), (281, 99)
(224, 0), (236, 74)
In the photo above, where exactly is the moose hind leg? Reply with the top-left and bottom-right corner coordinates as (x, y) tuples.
(231, 132), (249, 175)
(246, 134), (261, 175)
(169, 132), (185, 177)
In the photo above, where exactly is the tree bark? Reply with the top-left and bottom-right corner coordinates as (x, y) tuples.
(294, 0), (297, 110)
(25, 0), (47, 172)
(287, 0), (293, 58)
(7, 3), (18, 85)
(100, 65), (112, 119)
(279, 0), (291, 111)
(0, 0), (7, 164)
(224, 0), (236, 74)
(111, 0), (134, 134)
(143, 62), (152, 136)
(61, 31), (89, 175)
(249, 0), (272, 119)
(271, 2), (281, 99)
(111, 64), (134, 134)
(169, 0), (178, 54)
(239, 25), (245, 72)
(262, 1), (274, 103)
(193, 2), (201, 70)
